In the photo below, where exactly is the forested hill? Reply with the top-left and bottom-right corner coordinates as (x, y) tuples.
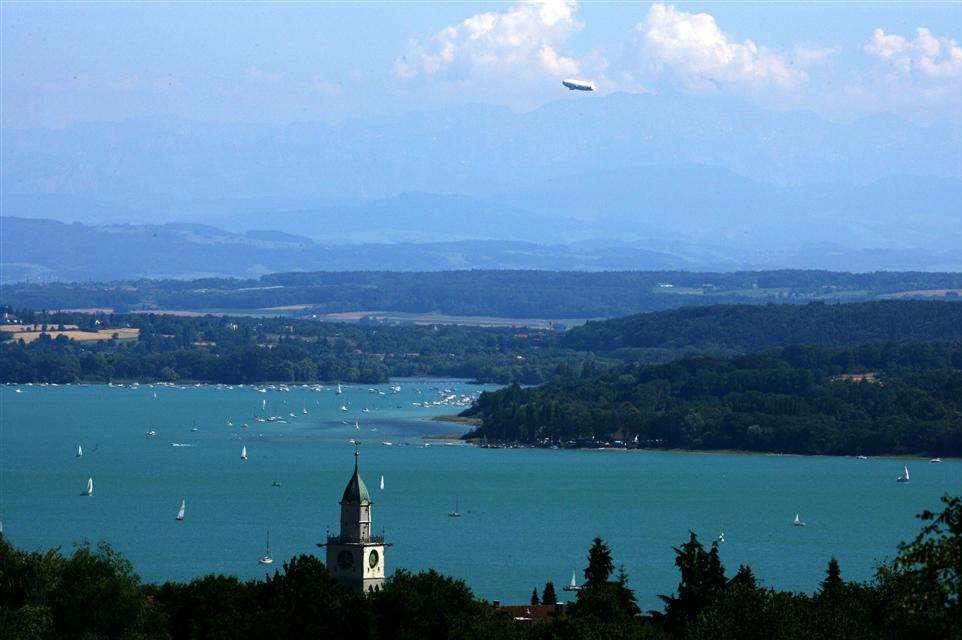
(562, 300), (962, 354)
(462, 342), (962, 456)
(5, 270), (962, 319)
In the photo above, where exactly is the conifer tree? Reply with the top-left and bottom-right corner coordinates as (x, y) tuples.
(584, 537), (614, 586)
(820, 556), (843, 596)
(542, 581), (557, 605)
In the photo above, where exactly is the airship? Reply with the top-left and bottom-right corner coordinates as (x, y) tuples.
(562, 78), (596, 92)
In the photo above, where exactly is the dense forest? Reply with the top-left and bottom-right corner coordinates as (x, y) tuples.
(2, 494), (959, 639)
(563, 300), (962, 355)
(0, 310), (585, 385)
(5, 300), (962, 388)
(5, 269), (962, 318)
(463, 342), (962, 456)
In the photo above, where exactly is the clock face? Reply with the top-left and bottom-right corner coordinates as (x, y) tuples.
(368, 549), (379, 569)
(337, 550), (354, 570)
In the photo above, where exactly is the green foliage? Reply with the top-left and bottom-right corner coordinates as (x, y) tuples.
(654, 532), (727, 635)
(877, 493), (962, 638)
(531, 588), (541, 605)
(368, 569), (490, 640)
(0, 537), (167, 639)
(466, 341), (962, 456)
(0, 310), (591, 385)
(564, 300), (962, 354)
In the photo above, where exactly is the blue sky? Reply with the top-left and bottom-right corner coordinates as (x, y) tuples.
(3, 1), (961, 128)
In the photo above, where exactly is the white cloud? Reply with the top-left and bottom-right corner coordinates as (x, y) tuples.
(633, 3), (802, 92)
(793, 45), (841, 68)
(394, 0), (585, 80)
(864, 27), (962, 79)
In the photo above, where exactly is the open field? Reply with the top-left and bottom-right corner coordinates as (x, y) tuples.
(320, 310), (586, 330)
(887, 289), (962, 298)
(1, 328), (140, 343)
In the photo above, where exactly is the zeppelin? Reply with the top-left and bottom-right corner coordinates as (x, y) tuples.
(561, 78), (596, 92)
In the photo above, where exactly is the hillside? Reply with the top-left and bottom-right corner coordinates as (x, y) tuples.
(563, 300), (962, 355)
(7, 270), (962, 319)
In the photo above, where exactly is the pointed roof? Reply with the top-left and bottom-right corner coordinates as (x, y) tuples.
(340, 447), (371, 505)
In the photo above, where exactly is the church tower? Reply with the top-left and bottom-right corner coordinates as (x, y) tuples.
(324, 447), (386, 592)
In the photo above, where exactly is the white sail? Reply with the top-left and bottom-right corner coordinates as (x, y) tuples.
(380, 475), (385, 490)
(904, 466), (910, 481)
(85, 477), (93, 496)
(176, 499), (186, 521)
(77, 445), (83, 457)
(241, 445), (248, 460)
(337, 383), (343, 394)
(355, 421), (360, 430)
(570, 570), (577, 588)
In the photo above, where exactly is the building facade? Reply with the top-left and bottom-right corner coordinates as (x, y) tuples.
(324, 449), (386, 592)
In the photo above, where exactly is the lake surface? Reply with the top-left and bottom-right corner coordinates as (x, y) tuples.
(1, 381), (959, 610)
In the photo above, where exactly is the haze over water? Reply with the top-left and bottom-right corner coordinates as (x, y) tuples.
(1, 382), (958, 609)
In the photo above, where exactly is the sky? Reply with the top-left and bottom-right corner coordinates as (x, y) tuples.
(2, 1), (961, 129)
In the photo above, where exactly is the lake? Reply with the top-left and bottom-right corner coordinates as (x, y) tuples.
(1, 381), (959, 610)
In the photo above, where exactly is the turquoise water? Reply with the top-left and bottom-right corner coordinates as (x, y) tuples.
(1, 382), (959, 610)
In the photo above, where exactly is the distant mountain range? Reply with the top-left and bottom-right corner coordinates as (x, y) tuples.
(2, 92), (960, 276)
(4, 94), (961, 205)
(3, 216), (961, 283)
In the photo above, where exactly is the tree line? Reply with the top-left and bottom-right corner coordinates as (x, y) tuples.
(463, 341), (962, 456)
(2, 494), (959, 639)
(0, 310), (586, 385)
(563, 300), (962, 355)
(5, 270), (962, 318)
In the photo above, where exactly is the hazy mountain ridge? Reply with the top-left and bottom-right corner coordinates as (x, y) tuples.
(4, 216), (962, 284)
(3, 93), (960, 273)
(4, 93), (960, 207)
(5, 168), (961, 253)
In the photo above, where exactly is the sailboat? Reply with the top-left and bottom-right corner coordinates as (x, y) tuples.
(302, 404), (308, 415)
(355, 421), (360, 431)
(176, 499), (186, 521)
(897, 466), (910, 482)
(380, 475), (385, 490)
(82, 477), (93, 496)
(336, 383), (343, 395)
(448, 497), (461, 518)
(563, 570), (580, 592)
(793, 513), (805, 527)
(241, 445), (248, 461)
(76, 445), (83, 458)
(258, 530), (274, 565)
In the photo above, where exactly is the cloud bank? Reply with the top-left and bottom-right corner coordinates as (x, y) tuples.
(394, 0), (585, 80)
(633, 3), (801, 92)
(394, 2), (961, 119)
(864, 27), (962, 79)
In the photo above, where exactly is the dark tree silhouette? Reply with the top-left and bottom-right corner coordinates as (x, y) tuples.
(542, 581), (557, 605)
(584, 537), (614, 586)
(820, 556), (843, 596)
